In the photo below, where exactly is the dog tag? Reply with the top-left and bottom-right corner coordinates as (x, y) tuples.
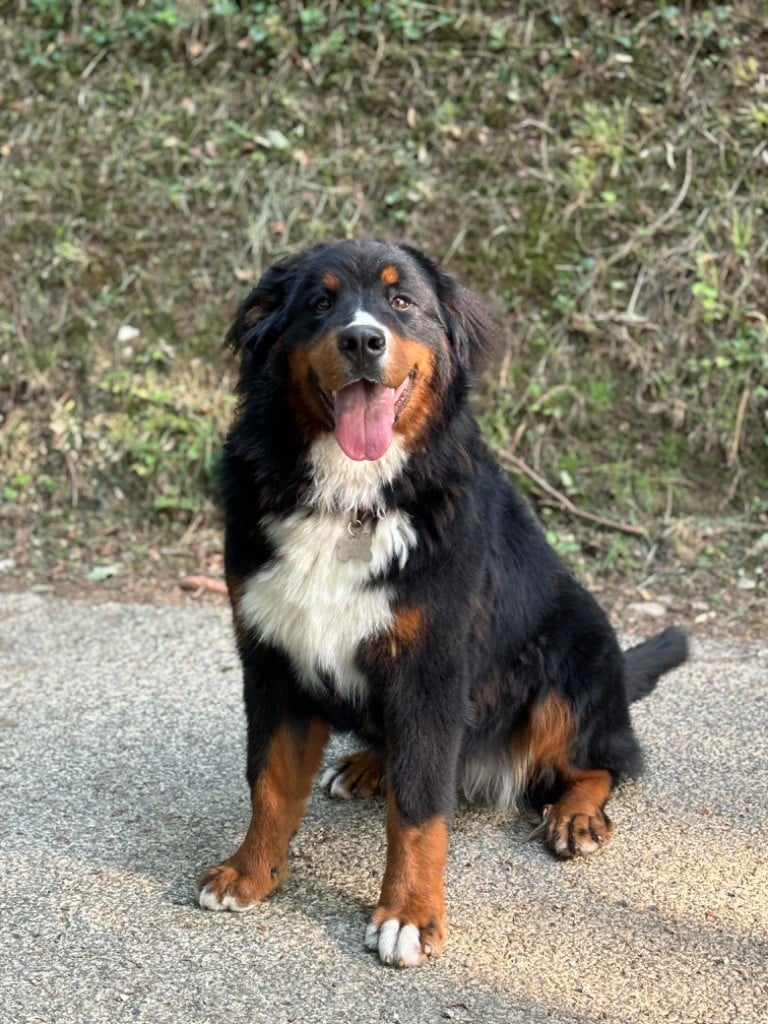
(336, 517), (373, 563)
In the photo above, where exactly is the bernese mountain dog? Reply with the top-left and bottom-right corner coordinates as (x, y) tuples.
(196, 239), (688, 967)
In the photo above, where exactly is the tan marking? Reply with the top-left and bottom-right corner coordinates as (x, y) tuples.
(372, 793), (448, 956)
(526, 693), (575, 774)
(289, 331), (349, 391)
(365, 604), (425, 664)
(286, 336), (348, 441)
(322, 272), (340, 291)
(385, 338), (440, 448)
(550, 769), (613, 818)
(390, 605), (423, 645)
(196, 719), (329, 906)
(381, 265), (399, 286)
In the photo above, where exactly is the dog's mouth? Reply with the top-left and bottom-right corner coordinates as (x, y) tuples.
(316, 371), (415, 462)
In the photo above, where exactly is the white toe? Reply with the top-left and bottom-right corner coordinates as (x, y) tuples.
(367, 918), (425, 967)
(553, 834), (570, 856)
(319, 765), (339, 790)
(197, 885), (223, 911)
(393, 923), (423, 967)
(330, 774), (353, 799)
(377, 919), (401, 963)
(197, 885), (253, 912)
(320, 765), (352, 798)
(364, 921), (380, 950)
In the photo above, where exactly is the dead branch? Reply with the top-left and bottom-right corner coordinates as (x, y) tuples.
(497, 450), (648, 538)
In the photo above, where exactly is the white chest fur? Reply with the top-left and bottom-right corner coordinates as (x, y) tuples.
(237, 508), (417, 703)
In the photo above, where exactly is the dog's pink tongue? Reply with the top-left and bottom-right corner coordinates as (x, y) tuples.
(333, 380), (395, 461)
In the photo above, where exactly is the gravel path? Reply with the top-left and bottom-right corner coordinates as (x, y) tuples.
(1, 593), (766, 1024)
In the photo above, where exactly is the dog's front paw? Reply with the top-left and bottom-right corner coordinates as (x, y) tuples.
(364, 907), (445, 967)
(540, 802), (614, 858)
(320, 748), (385, 799)
(196, 861), (280, 911)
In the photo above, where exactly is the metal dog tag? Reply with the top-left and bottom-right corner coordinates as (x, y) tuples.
(336, 517), (373, 563)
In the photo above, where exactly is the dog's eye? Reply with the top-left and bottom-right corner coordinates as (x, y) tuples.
(314, 295), (332, 313)
(390, 294), (413, 311)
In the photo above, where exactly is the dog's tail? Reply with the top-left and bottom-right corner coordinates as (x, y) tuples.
(623, 627), (689, 703)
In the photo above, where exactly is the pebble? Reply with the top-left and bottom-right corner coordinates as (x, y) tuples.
(117, 324), (140, 343)
(736, 577), (757, 591)
(626, 601), (667, 618)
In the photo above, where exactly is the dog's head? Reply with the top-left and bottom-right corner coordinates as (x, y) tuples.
(229, 240), (495, 462)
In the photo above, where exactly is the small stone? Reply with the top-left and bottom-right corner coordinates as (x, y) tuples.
(626, 601), (667, 618)
(736, 576), (757, 591)
(117, 324), (140, 343)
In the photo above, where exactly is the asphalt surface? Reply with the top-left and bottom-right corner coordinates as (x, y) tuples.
(1, 591), (766, 1024)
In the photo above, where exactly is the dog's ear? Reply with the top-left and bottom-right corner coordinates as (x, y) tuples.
(227, 249), (320, 366)
(399, 244), (497, 372)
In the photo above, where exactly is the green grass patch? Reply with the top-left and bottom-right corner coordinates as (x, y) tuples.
(1, 0), (766, 590)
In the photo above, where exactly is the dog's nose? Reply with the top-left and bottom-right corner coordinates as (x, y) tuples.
(337, 325), (387, 359)
(337, 325), (387, 377)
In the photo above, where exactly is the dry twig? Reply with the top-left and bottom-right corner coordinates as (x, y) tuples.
(497, 450), (647, 538)
(179, 575), (228, 597)
(727, 384), (751, 469)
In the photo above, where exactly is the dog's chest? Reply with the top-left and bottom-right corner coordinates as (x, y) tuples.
(237, 510), (417, 702)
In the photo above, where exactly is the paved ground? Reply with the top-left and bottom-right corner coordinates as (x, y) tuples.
(1, 592), (766, 1024)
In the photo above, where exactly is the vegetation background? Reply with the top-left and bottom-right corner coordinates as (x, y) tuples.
(1, 0), (766, 629)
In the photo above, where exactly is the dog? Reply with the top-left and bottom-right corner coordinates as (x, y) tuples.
(196, 239), (688, 967)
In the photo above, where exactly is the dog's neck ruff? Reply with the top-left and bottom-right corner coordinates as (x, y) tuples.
(304, 434), (408, 519)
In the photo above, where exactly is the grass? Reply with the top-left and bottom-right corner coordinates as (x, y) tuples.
(0, 0), (766, 604)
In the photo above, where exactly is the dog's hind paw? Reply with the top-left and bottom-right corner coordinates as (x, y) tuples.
(320, 748), (385, 799)
(539, 802), (614, 858)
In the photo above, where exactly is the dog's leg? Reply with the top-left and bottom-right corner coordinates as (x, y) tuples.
(365, 789), (448, 967)
(320, 747), (386, 799)
(525, 693), (617, 858)
(197, 716), (329, 910)
(363, 693), (462, 967)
